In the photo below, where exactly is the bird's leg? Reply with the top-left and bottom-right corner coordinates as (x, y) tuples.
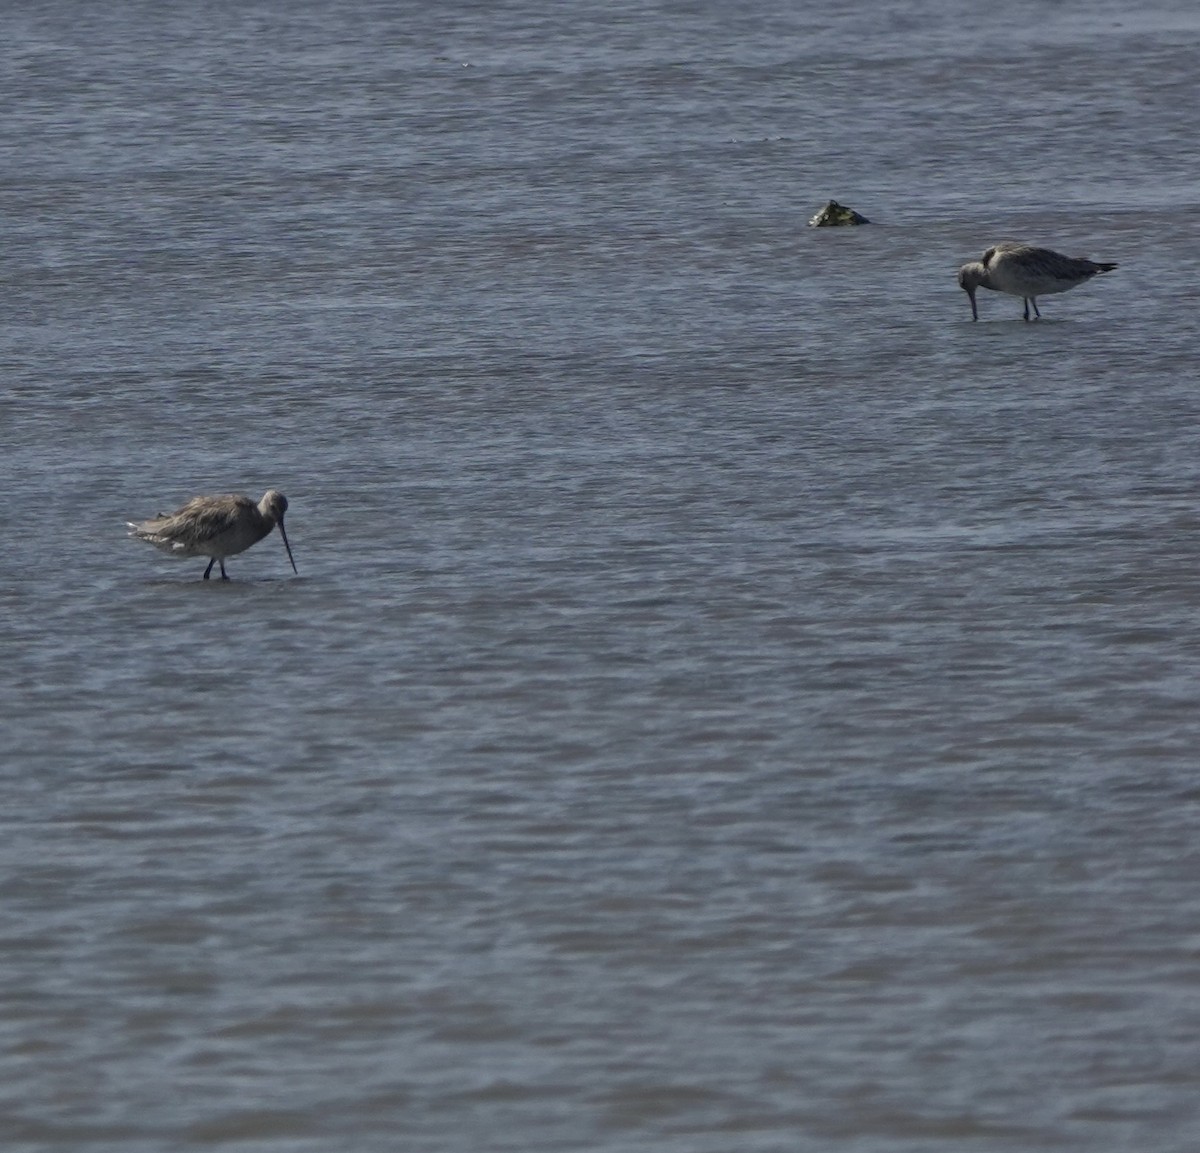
(219, 560), (229, 581)
(1022, 298), (1031, 322)
(203, 558), (215, 580)
(1031, 298), (1041, 320)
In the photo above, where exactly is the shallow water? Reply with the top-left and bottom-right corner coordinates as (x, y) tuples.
(4, 1), (1200, 1149)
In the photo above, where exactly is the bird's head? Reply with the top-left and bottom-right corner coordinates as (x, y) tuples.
(957, 262), (985, 321)
(259, 490), (298, 574)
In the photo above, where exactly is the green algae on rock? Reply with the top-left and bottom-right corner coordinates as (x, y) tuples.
(808, 200), (870, 227)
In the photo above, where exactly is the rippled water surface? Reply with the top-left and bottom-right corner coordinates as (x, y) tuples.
(4, 1), (1200, 1149)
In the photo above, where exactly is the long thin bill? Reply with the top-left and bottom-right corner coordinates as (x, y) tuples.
(277, 518), (299, 574)
(969, 292), (978, 321)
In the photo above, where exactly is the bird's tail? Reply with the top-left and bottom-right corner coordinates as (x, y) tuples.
(1095, 261), (1118, 273)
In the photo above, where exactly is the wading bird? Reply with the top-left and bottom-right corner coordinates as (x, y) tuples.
(129, 489), (298, 580)
(957, 243), (1117, 321)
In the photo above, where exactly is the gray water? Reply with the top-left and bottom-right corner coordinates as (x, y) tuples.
(4, 1), (1200, 1149)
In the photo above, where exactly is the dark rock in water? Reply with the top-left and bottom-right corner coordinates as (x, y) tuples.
(808, 200), (870, 227)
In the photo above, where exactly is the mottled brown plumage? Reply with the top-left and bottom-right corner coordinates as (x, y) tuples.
(129, 490), (297, 580)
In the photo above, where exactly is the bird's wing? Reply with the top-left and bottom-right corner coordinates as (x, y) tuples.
(981, 241), (1027, 267)
(1039, 250), (1104, 281)
(134, 494), (249, 544)
(172, 495), (253, 543)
